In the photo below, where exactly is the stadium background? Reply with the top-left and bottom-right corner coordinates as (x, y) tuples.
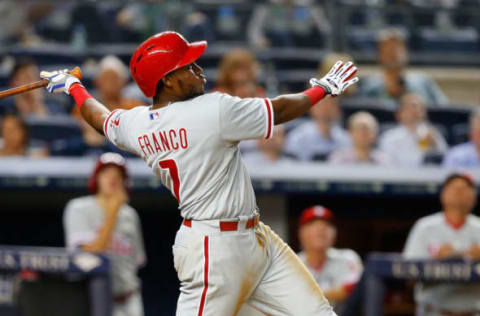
(0, 0), (480, 315)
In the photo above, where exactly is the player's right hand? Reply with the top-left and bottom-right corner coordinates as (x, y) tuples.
(310, 61), (359, 97)
(40, 69), (81, 95)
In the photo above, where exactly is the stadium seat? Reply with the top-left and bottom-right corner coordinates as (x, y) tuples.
(25, 116), (82, 143)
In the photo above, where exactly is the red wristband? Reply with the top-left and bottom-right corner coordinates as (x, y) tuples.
(69, 84), (92, 109)
(303, 86), (326, 107)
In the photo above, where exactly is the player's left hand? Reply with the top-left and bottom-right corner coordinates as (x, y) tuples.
(310, 61), (359, 97)
(40, 69), (81, 95)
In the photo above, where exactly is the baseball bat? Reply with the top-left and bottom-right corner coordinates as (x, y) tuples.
(0, 67), (82, 100)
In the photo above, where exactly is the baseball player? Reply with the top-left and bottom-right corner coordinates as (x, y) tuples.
(63, 152), (146, 316)
(41, 31), (358, 315)
(297, 205), (363, 314)
(403, 173), (480, 316)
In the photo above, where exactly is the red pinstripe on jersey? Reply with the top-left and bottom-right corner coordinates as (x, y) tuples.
(263, 98), (273, 139)
(198, 236), (209, 316)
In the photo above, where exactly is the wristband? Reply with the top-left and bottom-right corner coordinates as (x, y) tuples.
(69, 84), (92, 109)
(303, 86), (326, 107)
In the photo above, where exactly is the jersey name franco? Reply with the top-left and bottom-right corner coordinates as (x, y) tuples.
(103, 92), (274, 220)
(138, 127), (189, 157)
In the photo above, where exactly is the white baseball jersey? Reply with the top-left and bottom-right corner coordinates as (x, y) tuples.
(63, 196), (146, 296)
(298, 248), (363, 309)
(403, 212), (480, 311)
(103, 92), (274, 220)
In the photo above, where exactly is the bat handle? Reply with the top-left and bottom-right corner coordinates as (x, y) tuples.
(69, 67), (82, 80)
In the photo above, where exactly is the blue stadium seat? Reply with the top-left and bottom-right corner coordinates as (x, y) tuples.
(25, 116), (82, 143)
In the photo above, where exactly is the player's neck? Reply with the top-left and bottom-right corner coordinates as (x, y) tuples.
(444, 208), (468, 227)
(306, 250), (327, 269)
(152, 92), (184, 110)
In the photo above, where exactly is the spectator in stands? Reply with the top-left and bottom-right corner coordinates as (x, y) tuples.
(0, 114), (47, 157)
(443, 109), (480, 168)
(403, 173), (480, 315)
(329, 111), (391, 165)
(94, 55), (142, 110)
(50, 114), (127, 157)
(359, 29), (448, 108)
(248, 0), (331, 49)
(297, 205), (363, 314)
(215, 48), (265, 98)
(379, 93), (448, 166)
(243, 125), (294, 166)
(63, 152), (146, 316)
(285, 97), (351, 161)
(3, 59), (50, 117)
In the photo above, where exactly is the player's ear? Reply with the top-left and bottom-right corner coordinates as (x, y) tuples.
(163, 75), (173, 89)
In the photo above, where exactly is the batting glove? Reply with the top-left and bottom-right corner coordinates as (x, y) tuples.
(310, 61), (359, 96)
(40, 69), (81, 95)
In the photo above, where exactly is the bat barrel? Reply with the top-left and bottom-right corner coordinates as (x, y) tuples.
(0, 79), (49, 100)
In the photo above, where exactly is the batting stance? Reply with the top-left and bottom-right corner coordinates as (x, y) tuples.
(43, 31), (358, 315)
(63, 152), (146, 316)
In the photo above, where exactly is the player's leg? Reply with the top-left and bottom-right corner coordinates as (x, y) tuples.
(174, 225), (268, 316)
(247, 222), (337, 316)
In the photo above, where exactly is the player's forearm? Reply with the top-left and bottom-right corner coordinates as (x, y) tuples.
(70, 84), (110, 135)
(271, 92), (317, 125)
(79, 98), (110, 135)
(82, 211), (118, 252)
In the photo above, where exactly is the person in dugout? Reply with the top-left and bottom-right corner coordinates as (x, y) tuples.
(403, 173), (480, 316)
(63, 152), (146, 316)
(297, 205), (363, 314)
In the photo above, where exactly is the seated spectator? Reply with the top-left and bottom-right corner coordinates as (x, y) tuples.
(285, 97), (351, 161)
(215, 48), (265, 98)
(443, 109), (480, 168)
(94, 55), (142, 110)
(359, 29), (448, 108)
(403, 173), (480, 315)
(0, 114), (47, 157)
(379, 93), (447, 166)
(1, 58), (60, 117)
(329, 111), (391, 165)
(50, 114), (127, 157)
(297, 205), (363, 313)
(243, 125), (294, 165)
(248, 0), (331, 49)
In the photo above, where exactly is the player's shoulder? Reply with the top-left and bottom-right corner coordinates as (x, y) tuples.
(327, 247), (361, 263)
(467, 214), (480, 227)
(414, 212), (444, 230)
(64, 195), (96, 212)
(119, 105), (150, 117)
(189, 92), (226, 103)
(120, 203), (140, 220)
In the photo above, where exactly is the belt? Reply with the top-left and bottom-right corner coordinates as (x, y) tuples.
(183, 216), (260, 232)
(113, 290), (136, 304)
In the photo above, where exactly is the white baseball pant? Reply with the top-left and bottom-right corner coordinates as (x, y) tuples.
(173, 216), (336, 316)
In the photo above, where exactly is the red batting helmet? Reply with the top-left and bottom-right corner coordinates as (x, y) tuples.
(88, 152), (128, 193)
(130, 31), (207, 98)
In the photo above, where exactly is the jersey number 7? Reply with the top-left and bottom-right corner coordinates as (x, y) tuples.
(159, 159), (181, 203)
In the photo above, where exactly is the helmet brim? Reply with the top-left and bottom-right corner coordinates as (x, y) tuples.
(176, 40), (207, 70)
